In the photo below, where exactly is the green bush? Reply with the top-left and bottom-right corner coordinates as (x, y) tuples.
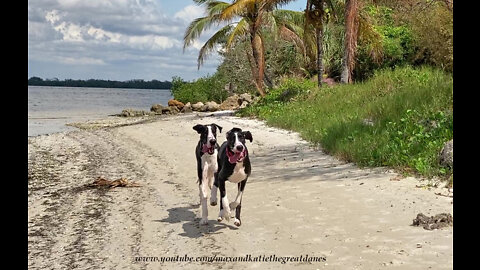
(170, 74), (229, 104)
(355, 5), (416, 81)
(239, 66), (453, 179)
(262, 77), (316, 103)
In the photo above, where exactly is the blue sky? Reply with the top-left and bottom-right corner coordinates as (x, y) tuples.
(28, 0), (307, 82)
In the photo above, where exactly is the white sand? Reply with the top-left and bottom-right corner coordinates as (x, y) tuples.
(28, 112), (453, 269)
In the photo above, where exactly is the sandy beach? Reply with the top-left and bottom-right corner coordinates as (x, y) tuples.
(28, 112), (453, 269)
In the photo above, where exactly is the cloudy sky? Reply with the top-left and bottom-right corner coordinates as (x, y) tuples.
(28, 0), (306, 82)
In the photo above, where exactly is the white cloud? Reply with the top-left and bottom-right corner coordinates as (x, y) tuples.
(174, 4), (205, 22)
(58, 56), (106, 65)
(28, 0), (223, 81)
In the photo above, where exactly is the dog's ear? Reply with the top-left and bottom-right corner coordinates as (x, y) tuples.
(193, 124), (205, 134)
(212, 123), (223, 133)
(243, 131), (253, 142)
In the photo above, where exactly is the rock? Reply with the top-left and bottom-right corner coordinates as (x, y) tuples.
(162, 106), (180, 115)
(120, 109), (151, 117)
(191, 102), (204, 111)
(439, 139), (453, 168)
(362, 118), (375, 126)
(181, 102), (192, 113)
(205, 101), (220, 112)
(168, 99), (185, 110)
(321, 77), (336, 86)
(150, 104), (164, 114)
(239, 93), (253, 103)
(219, 94), (241, 110)
(239, 100), (249, 109)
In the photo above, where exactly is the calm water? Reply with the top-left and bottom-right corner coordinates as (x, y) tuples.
(28, 86), (172, 137)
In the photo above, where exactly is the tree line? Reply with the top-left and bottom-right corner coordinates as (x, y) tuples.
(183, 0), (453, 96)
(28, 77), (172, 89)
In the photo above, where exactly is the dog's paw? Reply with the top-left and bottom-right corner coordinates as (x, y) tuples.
(199, 218), (208, 226)
(218, 209), (230, 222)
(210, 198), (217, 206)
(234, 218), (241, 227)
(217, 211), (223, 222)
(224, 210), (231, 221)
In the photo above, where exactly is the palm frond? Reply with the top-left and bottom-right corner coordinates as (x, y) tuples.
(183, 15), (222, 51)
(193, 0), (212, 4)
(206, 1), (231, 16)
(358, 9), (383, 63)
(197, 24), (233, 69)
(221, 0), (256, 21)
(226, 18), (249, 50)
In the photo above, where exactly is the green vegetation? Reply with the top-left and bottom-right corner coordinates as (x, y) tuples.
(28, 77), (172, 89)
(170, 74), (229, 104)
(174, 1), (453, 180)
(238, 66), (452, 178)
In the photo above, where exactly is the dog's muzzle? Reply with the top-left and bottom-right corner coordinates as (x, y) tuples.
(202, 143), (215, 155)
(226, 147), (247, 163)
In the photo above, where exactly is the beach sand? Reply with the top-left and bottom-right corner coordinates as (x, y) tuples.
(28, 112), (453, 269)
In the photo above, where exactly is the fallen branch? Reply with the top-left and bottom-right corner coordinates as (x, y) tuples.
(87, 176), (141, 188)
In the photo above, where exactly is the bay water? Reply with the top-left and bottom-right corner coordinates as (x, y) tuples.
(28, 86), (173, 137)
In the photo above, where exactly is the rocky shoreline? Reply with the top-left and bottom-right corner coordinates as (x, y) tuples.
(117, 93), (257, 118)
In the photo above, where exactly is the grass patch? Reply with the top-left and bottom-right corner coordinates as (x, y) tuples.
(238, 66), (453, 179)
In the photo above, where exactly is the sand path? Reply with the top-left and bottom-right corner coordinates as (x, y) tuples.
(28, 113), (453, 269)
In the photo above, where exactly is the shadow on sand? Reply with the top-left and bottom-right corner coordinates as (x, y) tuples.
(155, 204), (238, 238)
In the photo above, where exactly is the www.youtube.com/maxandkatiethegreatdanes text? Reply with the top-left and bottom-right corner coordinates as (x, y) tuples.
(134, 254), (327, 264)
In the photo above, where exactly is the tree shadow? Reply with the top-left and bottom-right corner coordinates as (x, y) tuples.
(154, 204), (239, 239)
(250, 143), (383, 183)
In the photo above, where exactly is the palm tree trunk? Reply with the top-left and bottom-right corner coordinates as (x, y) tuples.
(316, 25), (324, 87)
(341, 0), (359, 84)
(250, 28), (266, 97)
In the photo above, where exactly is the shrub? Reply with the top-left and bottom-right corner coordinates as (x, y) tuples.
(170, 74), (229, 104)
(239, 66), (453, 179)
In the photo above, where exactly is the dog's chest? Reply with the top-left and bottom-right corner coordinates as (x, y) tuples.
(227, 162), (247, 183)
(201, 150), (218, 171)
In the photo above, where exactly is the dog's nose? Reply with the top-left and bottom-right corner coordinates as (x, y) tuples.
(236, 145), (244, 151)
(209, 139), (216, 145)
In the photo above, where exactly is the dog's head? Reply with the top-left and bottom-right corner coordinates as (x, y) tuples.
(193, 123), (222, 154)
(225, 128), (252, 163)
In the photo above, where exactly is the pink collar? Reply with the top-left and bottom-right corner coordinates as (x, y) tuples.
(226, 147), (247, 164)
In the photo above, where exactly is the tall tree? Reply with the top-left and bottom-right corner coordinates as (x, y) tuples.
(183, 0), (295, 97)
(305, 0), (326, 87)
(340, 0), (359, 83)
(303, 0), (338, 87)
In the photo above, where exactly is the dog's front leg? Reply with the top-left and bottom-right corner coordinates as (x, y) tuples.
(230, 179), (247, 226)
(210, 172), (218, 206)
(199, 163), (210, 225)
(217, 179), (231, 222)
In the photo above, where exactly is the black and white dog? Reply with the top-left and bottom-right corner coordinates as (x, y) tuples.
(211, 127), (253, 227)
(193, 123), (222, 225)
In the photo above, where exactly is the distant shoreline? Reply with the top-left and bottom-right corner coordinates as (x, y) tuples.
(28, 85), (171, 91)
(28, 76), (172, 90)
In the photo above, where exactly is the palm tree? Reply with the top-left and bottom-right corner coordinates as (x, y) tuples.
(183, 0), (294, 97)
(303, 0), (341, 87)
(340, 0), (359, 83)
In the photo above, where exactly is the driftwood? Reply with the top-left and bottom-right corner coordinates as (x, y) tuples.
(412, 213), (453, 230)
(87, 176), (141, 188)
